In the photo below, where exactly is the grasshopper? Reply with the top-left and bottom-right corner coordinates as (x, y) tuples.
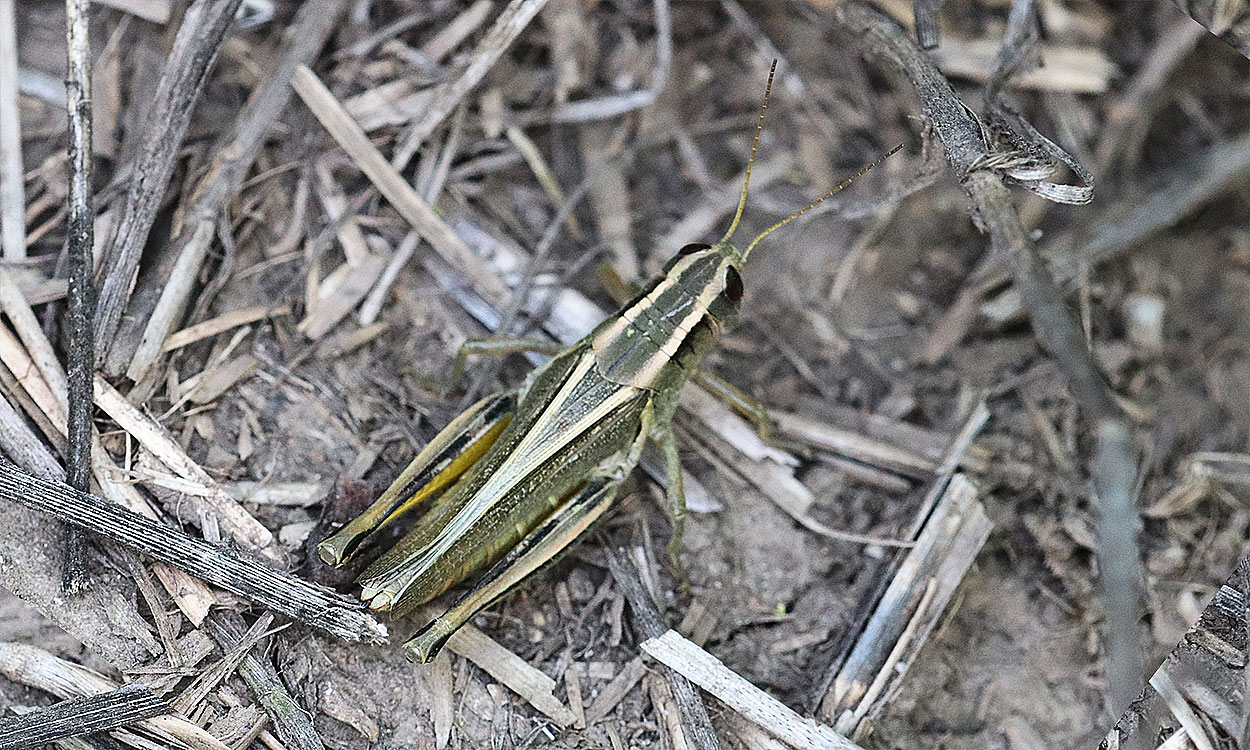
(318, 64), (899, 663)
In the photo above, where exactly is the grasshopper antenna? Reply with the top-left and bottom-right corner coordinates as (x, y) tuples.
(719, 59), (777, 245)
(742, 142), (905, 259)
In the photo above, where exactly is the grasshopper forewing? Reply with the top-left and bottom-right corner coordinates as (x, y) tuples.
(318, 62), (901, 662)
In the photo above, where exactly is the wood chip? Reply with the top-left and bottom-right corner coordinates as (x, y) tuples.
(564, 662), (586, 729)
(163, 304), (290, 352)
(584, 656), (645, 725)
(187, 354), (258, 404)
(319, 681), (380, 742)
(446, 624), (577, 727)
(641, 630), (862, 750)
(299, 253), (388, 340)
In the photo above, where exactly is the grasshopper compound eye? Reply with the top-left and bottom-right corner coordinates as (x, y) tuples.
(724, 267), (744, 304)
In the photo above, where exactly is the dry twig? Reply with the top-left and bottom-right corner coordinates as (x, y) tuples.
(122, 0), (346, 383)
(93, 0), (246, 356)
(0, 461), (386, 642)
(819, 475), (991, 737)
(0, 682), (170, 749)
(62, 0), (96, 594)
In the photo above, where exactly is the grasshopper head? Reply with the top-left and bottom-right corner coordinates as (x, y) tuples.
(659, 240), (746, 325)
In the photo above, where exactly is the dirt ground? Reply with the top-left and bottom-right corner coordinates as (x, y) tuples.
(3, 0), (1250, 749)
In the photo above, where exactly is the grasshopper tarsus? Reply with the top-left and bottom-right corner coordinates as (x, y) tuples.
(405, 615), (457, 664)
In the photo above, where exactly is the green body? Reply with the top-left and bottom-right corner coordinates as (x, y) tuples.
(313, 60), (879, 662)
(318, 240), (746, 661)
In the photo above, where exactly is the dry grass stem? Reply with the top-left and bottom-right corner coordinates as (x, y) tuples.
(62, 0), (96, 592)
(0, 0), (23, 261)
(392, 0), (551, 169)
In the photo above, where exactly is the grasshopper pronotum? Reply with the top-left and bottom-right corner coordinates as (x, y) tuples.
(318, 63), (900, 662)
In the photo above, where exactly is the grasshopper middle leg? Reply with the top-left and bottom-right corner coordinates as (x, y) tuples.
(450, 336), (567, 383)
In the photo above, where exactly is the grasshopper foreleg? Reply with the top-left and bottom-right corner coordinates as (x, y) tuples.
(450, 336), (567, 383)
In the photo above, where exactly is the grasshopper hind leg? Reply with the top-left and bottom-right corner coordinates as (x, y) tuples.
(318, 390), (516, 567)
(404, 475), (624, 662)
(405, 393), (655, 662)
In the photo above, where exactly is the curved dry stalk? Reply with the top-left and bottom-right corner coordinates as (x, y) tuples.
(835, 0), (1145, 716)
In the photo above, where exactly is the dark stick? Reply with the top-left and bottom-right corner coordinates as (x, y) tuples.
(0, 683), (170, 748)
(605, 545), (720, 750)
(1241, 557), (1249, 750)
(118, 0), (346, 382)
(0, 461), (386, 643)
(61, 0), (94, 594)
(93, 0), (245, 359)
(206, 616), (326, 750)
(834, 0), (1144, 716)
(1170, 0), (1250, 58)
(1089, 419), (1145, 717)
